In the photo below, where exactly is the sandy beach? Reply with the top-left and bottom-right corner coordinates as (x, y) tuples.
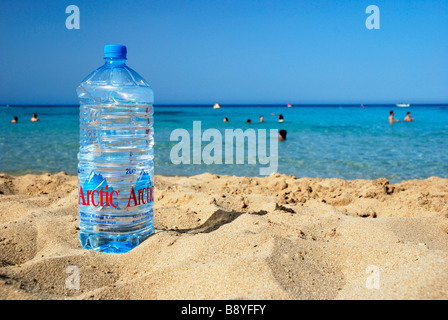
(1, 172), (448, 300)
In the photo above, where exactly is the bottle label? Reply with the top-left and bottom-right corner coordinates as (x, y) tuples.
(78, 169), (154, 224)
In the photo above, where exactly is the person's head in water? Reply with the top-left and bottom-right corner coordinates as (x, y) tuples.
(246, 119), (251, 124)
(404, 111), (415, 122)
(11, 116), (18, 123)
(31, 113), (39, 122)
(223, 117), (229, 123)
(259, 115), (264, 123)
(278, 114), (284, 122)
(389, 110), (399, 123)
(279, 129), (287, 141)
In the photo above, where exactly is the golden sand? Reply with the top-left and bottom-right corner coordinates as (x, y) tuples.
(1, 172), (448, 299)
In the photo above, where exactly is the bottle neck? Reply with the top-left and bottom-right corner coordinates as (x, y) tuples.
(104, 58), (126, 66)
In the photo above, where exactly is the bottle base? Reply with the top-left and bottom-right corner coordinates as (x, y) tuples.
(79, 226), (154, 254)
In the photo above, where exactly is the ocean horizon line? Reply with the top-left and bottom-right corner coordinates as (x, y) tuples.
(2, 103), (448, 108)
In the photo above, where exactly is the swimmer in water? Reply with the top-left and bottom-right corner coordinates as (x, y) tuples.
(389, 111), (399, 124)
(279, 129), (287, 141)
(404, 112), (414, 122)
(278, 114), (284, 123)
(30, 113), (39, 122)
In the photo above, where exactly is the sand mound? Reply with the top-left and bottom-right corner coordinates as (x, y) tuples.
(1, 172), (448, 299)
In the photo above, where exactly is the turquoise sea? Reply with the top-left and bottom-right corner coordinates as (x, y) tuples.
(1, 105), (447, 183)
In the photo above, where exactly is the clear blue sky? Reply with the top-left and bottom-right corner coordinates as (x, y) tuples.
(0, 0), (447, 105)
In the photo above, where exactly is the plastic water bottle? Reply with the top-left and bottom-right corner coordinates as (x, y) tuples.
(77, 44), (154, 253)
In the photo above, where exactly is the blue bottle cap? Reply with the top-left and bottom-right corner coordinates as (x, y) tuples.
(104, 44), (127, 59)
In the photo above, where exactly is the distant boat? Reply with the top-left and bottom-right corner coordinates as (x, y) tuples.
(286, 103), (292, 107)
(213, 103), (220, 109)
(396, 103), (410, 107)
